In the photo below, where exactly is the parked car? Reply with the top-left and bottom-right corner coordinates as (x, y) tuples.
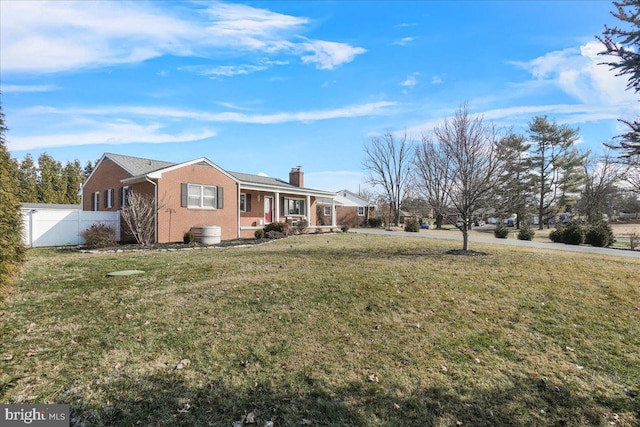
(474, 219), (486, 226)
(420, 222), (429, 229)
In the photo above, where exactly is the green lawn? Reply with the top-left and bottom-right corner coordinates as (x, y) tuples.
(1, 234), (639, 426)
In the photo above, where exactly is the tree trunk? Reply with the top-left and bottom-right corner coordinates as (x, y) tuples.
(462, 229), (469, 251)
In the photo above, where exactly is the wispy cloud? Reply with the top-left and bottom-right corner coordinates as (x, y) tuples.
(179, 60), (288, 78)
(0, 1), (365, 74)
(393, 37), (415, 46)
(2, 84), (58, 93)
(400, 72), (419, 87)
(431, 75), (443, 85)
(8, 101), (397, 150)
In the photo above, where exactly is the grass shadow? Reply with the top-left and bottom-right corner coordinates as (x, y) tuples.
(61, 369), (634, 426)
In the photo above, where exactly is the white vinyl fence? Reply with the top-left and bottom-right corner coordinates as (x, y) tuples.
(21, 204), (120, 248)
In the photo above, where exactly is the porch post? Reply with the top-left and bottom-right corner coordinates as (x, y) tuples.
(275, 191), (280, 222)
(332, 198), (337, 227)
(306, 195), (311, 224)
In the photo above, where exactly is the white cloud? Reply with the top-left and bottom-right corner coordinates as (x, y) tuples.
(7, 101), (396, 150)
(7, 121), (217, 151)
(431, 75), (443, 85)
(299, 39), (366, 70)
(511, 41), (636, 106)
(393, 37), (415, 46)
(0, 1), (365, 74)
(400, 72), (419, 87)
(1, 84), (58, 93)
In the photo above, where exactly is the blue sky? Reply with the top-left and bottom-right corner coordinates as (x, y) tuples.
(1, 1), (637, 193)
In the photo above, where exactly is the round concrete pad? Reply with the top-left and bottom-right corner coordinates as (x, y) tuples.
(106, 270), (145, 277)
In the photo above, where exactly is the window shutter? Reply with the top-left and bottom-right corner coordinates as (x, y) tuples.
(181, 183), (188, 207)
(103, 190), (108, 208)
(246, 194), (252, 212)
(110, 189), (115, 208)
(95, 193), (99, 211)
(217, 186), (224, 209)
(91, 194), (95, 211)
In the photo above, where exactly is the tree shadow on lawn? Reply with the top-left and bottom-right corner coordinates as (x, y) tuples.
(62, 369), (635, 427)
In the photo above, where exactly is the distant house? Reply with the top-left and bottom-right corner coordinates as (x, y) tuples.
(81, 153), (337, 243)
(318, 189), (375, 227)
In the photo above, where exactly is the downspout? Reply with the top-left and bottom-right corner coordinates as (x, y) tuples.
(145, 177), (158, 243)
(237, 182), (241, 239)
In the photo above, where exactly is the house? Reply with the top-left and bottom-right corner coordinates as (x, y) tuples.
(318, 189), (375, 227)
(81, 153), (337, 243)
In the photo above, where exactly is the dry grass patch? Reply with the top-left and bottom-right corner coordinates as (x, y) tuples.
(1, 234), (639, 426)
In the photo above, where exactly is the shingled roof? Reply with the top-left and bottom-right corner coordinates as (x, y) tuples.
(104, 153), (176, 176)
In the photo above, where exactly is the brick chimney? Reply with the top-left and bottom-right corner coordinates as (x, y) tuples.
(289, 166), (304, 187)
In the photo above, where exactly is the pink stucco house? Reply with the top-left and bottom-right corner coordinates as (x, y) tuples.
(82, 153), (337, 243)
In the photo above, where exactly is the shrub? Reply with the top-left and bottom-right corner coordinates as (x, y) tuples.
(368, 217), (383, 228)
(263, 221), (290, 237)
(585, 221), (615, 247)
(517, 225), (535, 241)
(562, 220), (585, 245)
(404, 217), (420, 232)
(82, 223), (117, 249)
(254, 229), (264, 240)
(183, 230), (194, 244)
(295, 219), (309, 235)
(494, 223), (509, 238)
(549, 227), (565, 243)
(341, 224), (350, 233)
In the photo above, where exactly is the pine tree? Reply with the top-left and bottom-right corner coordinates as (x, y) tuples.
(528, 116), (581, 229)
(64, 159), (84, 204)
(17, 153), (38, 202)
(599, 0), (640, 159)
(494, 133), (533, 228)
(0, 104), (26, 297)
(37, 153), (66, 203)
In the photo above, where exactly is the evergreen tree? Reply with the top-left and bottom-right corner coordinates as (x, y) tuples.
(37, 153), (66, 203)
(494, 133), (533, 228)
(528, 116), (581, 229)
(64, 159), (84, 204)
(598, 0), (640, 159)
(17, 153), (38, 202)
(83, 160), (95, 179)
(0, 103), (26, 297)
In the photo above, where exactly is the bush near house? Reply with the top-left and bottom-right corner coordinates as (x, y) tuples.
(517, 225), (535, 241)
(585, 221), (615, 247)
(368, 217), (383, 228)
(264, 221), (290, 239)
(404, 217), (420, 232)
(81, 223), (117, 249)
(561, 221), (585, 245)
(494, 223), (509, 238)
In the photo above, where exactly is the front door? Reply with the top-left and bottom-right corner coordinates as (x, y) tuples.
(264, 196), (273, 223)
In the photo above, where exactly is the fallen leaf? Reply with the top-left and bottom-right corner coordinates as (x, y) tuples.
(441, 366), (448, 373)
(264, 422), (274, 427)
(246, 412), (256, 424)
(176, 359), (191, 370)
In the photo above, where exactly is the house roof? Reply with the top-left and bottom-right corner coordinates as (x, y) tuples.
(104, 153), (176, 176)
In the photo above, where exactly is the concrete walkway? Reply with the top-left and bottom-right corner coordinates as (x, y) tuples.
(350, 228), (640, 259)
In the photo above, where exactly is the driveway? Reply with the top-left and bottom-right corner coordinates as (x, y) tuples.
(350, 228), (640, 259)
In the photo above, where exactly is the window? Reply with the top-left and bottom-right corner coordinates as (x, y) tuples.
(120, 186), (131, 209)
(358, 207), (365, 216)
(240, 193), (252, 212)
(187, 184), (217, 209)
(91, 192), (99, 211)
(104, 188), (114, 209)
(323, 206), (331, 216)
(284, 197), (305, 216)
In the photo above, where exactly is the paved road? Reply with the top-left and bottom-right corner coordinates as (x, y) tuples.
(350, 228), (640, 259)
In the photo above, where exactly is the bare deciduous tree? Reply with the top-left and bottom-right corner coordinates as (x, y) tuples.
(363, 130), (412, 226)
(575, 151), (621, 223)
(414, 133), (454, 230)
(120, 192), (160, 247)
(415, 106), (504, 251)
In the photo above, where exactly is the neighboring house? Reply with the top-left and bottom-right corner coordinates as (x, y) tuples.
(318, 189), (375, 227)
(81, 153), (337, 243)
